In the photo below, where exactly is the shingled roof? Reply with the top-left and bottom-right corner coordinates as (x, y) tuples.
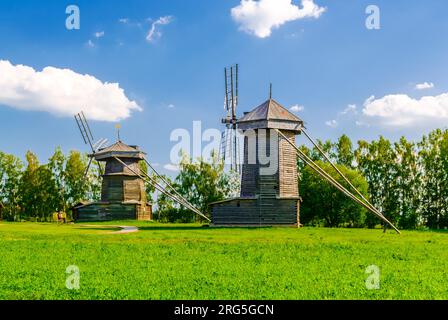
(237, 99), (303, 132)
(93, 141), (146, 160)
(239, 99), (303, 123)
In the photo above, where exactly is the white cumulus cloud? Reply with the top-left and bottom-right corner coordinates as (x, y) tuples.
(325, 119), (338, 128)
(289, 104), (304, 112)
(94, 31), (105, 38)
(341, 104), (357, 115)
(362, 93), (448, 127)
(415, 82), (434, 90)
(0, 60), (141, 122)
(164, 163), (179, 172)
(146, 16), (173, 42)
(231, 0), (326, 38)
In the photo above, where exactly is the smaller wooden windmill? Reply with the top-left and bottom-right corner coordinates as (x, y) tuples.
(72, 111), (209, 223)
(72, 112), (151, 221)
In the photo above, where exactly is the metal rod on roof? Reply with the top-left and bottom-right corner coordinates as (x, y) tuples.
(269, 83), (272, 99)
(230, 66), (236, 124)
(275, 129), (400, 234)
(235, 64), (239, 107)
(224, 68), (229, 111)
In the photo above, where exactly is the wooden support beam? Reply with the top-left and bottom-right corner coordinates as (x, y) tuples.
(302, 128), (391, 224)
(275, 129), (400, 234)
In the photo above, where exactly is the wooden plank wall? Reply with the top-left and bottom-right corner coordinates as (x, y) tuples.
(279, 130), (299, 198)
(124, 178), (146, 202)
(105, 158), (141, 176)
(102, 176), (146, 203)
(212, 128), (301, 226)
(75, 202), (152, 221)
(212, 199), (299, 225)
(240, 133), (258, 197)
(101, 176), (124, 202)
(76, 203), (136, 221)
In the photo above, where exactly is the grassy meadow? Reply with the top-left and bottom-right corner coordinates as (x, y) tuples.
(0, 221), (447, 300)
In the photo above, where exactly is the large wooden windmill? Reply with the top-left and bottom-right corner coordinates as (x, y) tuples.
(211, 72), (400, 233)
(211, 96), (303, 225)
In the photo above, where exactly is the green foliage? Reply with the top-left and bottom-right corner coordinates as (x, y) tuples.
(0, 152), (23, 220)
(355, 137), (399, 228)
(418, 129), (448, 229)
(156, 152), (239, 222)
(299, 130), (448, 230)
(65, 151), (90, 208)
(335, 134), (354, 168)
(0, 148), (98, 221)
(1, 128), (448, 229)
(300, 161), (368, 228)
(138, 160), (156, 202)
(0, 223), (447, 299)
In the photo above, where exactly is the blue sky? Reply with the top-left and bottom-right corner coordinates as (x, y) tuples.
(1, 0), (448, 174)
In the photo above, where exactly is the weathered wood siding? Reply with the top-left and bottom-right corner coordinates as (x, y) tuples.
(101, 176), (124, 202)
(74, 202), (152, 221)
(212, 198), (299, 225)
(212, 128), (300, 226)
(136, 203), (152, 221)
(101, 160), (146, 204)
(240, 132), (258, 197)
(104, 158), (141, 176)
(75, 203), (136, 221)
(279, 130), (298, 198)
(123, 178), (146, 202)
(240, 129), (279, 197)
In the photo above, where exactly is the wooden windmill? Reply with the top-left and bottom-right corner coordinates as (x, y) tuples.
(211, 74), (400, 233)
(211, 93), (303, 225)
(72, 111), (210, 223)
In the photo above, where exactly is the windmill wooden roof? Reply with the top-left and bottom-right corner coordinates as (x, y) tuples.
(237, 98), (304, 132)
(93, 141), (146, 160)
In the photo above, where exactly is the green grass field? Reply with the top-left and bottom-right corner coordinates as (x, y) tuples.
(0, 221), (447, 300)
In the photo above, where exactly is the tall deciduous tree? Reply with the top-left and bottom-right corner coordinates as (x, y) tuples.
(175, 152), (237, 220)
(65, 150), (89, 208)
(48, 147), (66, 212)
(0, 152), (23, 220)
(336, 134), (354, 168)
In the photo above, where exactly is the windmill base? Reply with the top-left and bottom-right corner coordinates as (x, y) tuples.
(72, 201), (152, 222)
(210, 197), (300, 226)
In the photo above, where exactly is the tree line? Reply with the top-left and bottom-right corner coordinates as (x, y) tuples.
(300, 129), (448, 230)
(0, 148), (101, 221)
(0, 128), (447, 229)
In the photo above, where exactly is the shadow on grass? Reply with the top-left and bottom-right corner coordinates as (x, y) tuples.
(426, 229), (448, 234)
